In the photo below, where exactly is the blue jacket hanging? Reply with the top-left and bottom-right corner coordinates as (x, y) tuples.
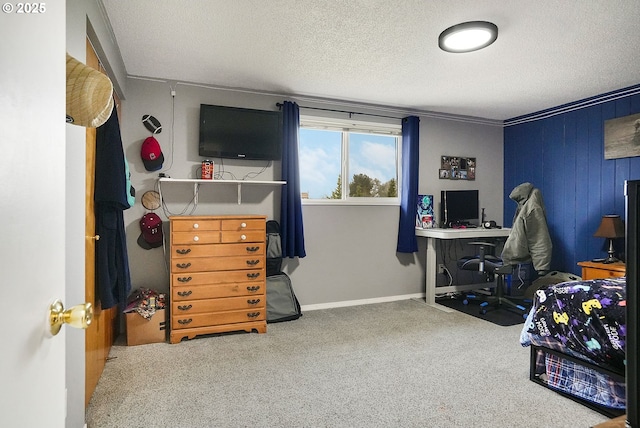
(95, 106), (132, 309)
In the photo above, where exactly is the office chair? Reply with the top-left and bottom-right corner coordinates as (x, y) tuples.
(457, 241), (528, 316)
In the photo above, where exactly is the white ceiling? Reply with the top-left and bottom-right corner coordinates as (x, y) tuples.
(101, 0), (640, 122)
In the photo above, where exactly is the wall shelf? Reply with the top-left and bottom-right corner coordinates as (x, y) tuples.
(158, 178), (286, 205)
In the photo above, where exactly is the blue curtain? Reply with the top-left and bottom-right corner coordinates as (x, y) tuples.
(280, 101), (306, 258)
(397, 116), (420, 253)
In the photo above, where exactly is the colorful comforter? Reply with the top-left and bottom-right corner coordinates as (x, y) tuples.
(520, 278), (627, 410)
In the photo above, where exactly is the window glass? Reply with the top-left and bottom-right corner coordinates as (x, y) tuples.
(299, 119), (401, 204)
(298, 128), (342, 199)
(348, 132), (398, 198)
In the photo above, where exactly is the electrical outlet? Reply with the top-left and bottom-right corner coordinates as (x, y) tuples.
(438, 264), (446, 274)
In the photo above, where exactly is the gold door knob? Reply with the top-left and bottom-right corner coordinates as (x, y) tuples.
(87, 235), (100, 241)
(49, 300), (93, 336)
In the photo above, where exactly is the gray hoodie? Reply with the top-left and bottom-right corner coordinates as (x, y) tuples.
(501, 182), (552, 272)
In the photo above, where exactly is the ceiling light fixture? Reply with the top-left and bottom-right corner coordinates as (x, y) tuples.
(438, 21), (498, 53)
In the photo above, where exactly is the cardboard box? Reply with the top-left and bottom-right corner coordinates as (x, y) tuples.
(126, 309), (167, 346)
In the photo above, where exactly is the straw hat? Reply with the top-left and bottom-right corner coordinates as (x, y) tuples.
(66, 53), (114, 128)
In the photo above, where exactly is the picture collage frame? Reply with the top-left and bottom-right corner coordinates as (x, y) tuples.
(439, 156), (476, 180)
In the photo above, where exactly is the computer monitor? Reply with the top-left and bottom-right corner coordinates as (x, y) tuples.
(441, 190), (479, 227)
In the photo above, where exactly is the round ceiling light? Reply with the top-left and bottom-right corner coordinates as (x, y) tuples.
(438, 21), (498, 53)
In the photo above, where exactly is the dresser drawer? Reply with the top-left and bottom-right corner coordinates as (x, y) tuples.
(172, 269), (264, 286)
(172, 218), (221, 232)
(172, 231), (221, 245)
(171, 243), (264, 259)
(172, 296), (265, 315)
(172, 282), (264, 301)
(221, 218), (265, 231)
(220, 230), (265, 243)
(171, 255), (264, 273)
(172, 309), (265, 330)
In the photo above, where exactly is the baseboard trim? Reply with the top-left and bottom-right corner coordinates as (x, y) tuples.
(300, 293), (425, 312)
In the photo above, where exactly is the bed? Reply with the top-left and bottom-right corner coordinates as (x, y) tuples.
(519, 277), (627, 417)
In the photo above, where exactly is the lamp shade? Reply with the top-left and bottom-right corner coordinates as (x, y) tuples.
(593, 215), (625, 239)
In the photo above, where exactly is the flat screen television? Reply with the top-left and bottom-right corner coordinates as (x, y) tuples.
(441, 189), (479, 227)
(198, 104), (283, 160)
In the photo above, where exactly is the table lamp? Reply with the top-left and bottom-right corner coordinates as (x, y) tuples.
(593, 215), (625, 264)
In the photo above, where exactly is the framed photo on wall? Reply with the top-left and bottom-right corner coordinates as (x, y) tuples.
(604, 112), (640, 159)
(439, 156), (476, 180)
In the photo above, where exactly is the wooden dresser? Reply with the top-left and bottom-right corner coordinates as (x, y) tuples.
(169, 215), (267, 344)
(577, 260), (626, 280)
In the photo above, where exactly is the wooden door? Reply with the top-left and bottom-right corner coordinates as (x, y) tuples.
(85, 38), (120, 407)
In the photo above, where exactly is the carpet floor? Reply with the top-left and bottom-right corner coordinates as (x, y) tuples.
(86, 300), (609, 428)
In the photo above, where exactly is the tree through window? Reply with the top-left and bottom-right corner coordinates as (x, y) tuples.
(298, 119), (401, 204)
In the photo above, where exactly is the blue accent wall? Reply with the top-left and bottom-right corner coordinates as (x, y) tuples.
(504, 90), (640, 275)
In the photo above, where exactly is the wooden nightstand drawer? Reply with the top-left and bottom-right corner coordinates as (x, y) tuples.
(578, 261), (626, 280)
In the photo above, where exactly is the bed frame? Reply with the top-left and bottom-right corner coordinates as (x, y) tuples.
(529, 345), (625, 418)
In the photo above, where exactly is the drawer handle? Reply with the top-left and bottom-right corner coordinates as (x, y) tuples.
(178, 319), (193, 325)
(177, 290), (193, 297)
(177, 304), (193, 311)
(177, 276), (192, 283)
(193, 236), (199, 242)
(247, 312), (261, 318)
(246, 246), (260, 252)
(247, 286), (261, 292)
(241, 222), (247, 228)
(176, 262), (192, 269)
(193, 223), (199, 229)
(240, 234), (247, 241)
(176, 248), (191, 255)
(247, 299), (261, 305)
(246, 259), (260, 266)
(247, 272), (261, 279)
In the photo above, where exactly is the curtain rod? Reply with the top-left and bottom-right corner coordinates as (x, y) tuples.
(276, 102), (402, 121)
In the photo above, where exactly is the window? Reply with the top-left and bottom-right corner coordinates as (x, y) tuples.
(298, 117), (401, 205)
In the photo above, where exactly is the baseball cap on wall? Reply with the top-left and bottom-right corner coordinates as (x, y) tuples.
(141, 136), (164, 171)
(137, 213), (163, 249)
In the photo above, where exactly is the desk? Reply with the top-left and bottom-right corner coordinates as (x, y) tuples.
(416, 227), (511, 308)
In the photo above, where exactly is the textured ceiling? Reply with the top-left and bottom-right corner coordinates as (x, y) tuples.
(101, 0), (640, 121)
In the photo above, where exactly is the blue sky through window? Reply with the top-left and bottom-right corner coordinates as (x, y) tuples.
(299, 128), (397, 199)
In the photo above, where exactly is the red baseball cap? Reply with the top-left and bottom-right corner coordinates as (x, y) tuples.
(137, 213), (163, 249)
(141, 136), (164, 171)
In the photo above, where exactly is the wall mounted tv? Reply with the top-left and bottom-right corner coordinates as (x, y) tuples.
(441, 189), (479, 227)
(198, 104), (283, 160)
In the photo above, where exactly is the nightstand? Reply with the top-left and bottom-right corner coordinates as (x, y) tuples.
(577, 260), (626, 280)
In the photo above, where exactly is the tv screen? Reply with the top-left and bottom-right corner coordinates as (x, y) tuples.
(198, 104), (283, 160)
(441, 190), (479, 227)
